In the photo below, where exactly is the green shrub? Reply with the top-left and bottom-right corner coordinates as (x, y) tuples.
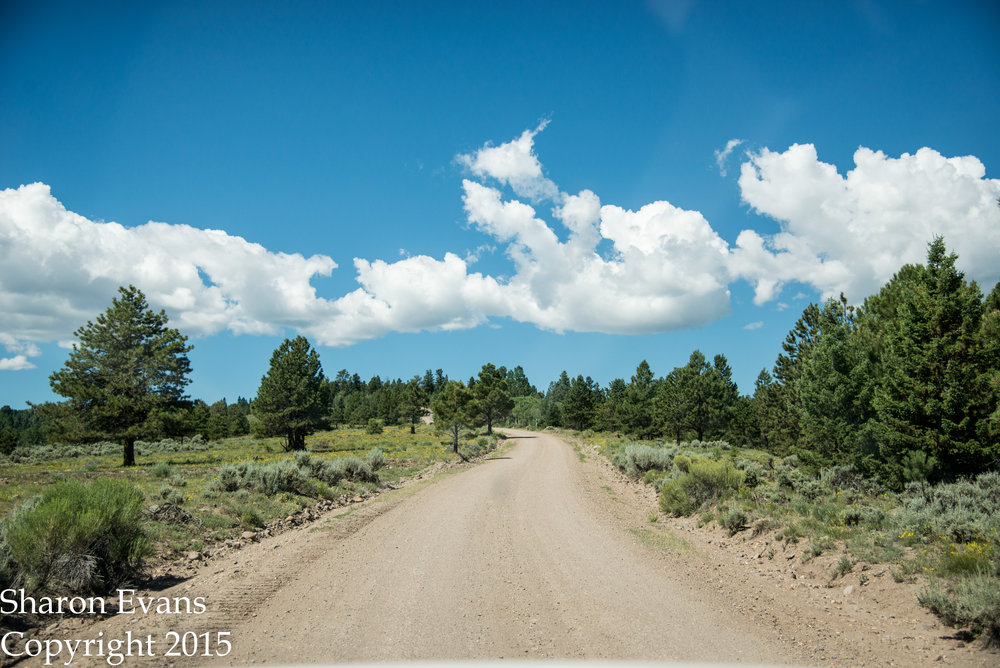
(735, 459), (764, 488)
(721, 507), (748, 536)
(338, 456), (377, 483)
(239, 507), (264, 529)
(820, 464), (865, 490)
(896, 471), (1000, 543)
(0, 538), (16, 591)
(365, 419), (384, 435)
(658, 458), (744, 516)
(833, 555), (853, 579)
(150, 461), (175, 478)
(156, 485), (184, 506)
(366, 448), (387, 471)
(674, 454), (691, 473)
(939, 542), (997, 576)
(1, 479), (150, 594)
(798, 478), (827, 501)
(659, 479), (698, 516)
(613, 444), (676, 479)
(919, 571), (1000, 644)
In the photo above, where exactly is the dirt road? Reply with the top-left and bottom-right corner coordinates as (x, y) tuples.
(216, 430), (795, 663)
(35, 430), (994, 666)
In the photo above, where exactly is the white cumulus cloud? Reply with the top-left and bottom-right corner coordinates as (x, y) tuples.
(3, 128), (999, 372)
(457, 120), (560, 202)
(732, 143), (1000, 303)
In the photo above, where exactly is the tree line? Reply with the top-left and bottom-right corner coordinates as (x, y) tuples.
(4, 238), (997, 486)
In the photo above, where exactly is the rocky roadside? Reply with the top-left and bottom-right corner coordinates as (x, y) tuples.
(570, 433), (999, 667)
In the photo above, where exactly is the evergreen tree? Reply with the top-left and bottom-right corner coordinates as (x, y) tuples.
(506, 365), (539, 397)
(474, 363), (514, 435)
(431, 380), (477, 456)
(867, 239), (997, 483)
(656, 369), (686, 444)
(400, 377), (430, 434)
(708, 354), (740, 438)
(595, 378), (627, 433)
(622, 360), (658, 438)
(795, 295), (865, 462)
(563, 375), (597, 431)
(49, 285), (192, 466)
(253, 336), (326, 451)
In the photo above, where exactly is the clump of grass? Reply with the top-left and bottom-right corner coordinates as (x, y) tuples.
(832, 555), (853, 579)
(919, 571), (1000, 645)
(1, 479), (150, 594)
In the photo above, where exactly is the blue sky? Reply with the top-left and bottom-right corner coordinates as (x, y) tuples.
(2, 0), (999, 407)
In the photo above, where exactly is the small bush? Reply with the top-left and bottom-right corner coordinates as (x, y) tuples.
(365, 448), (387, 471)
(896, 471), (1000, 543)
(365, 419), (384, 435)
(721, 507), (748, 536)
(798, 479), (827, 501)
(939, 542), (997, 576)
(613, 444), (676, 479)
(658, 458), (744, 516)
(832, 555), (853, 579)
(820, 464), (865, 491)
(239, 507), (264, 529)
(735, 459), (764, 488)
(156, 485), (184, 506)
(919, 571), (1000, 644)
(1, 479), (150, 594)
(150, 461), (175, 478)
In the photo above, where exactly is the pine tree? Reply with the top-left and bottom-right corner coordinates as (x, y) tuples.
(474, 363), (514, 435)
(563, 375), (597, 431)
(431, 381), (477, 456)
(622, 361), (658, 438)
(253, 336), (326, 451)
(869, 238), (996, 484)
(399, 377), (430, 434)
(795, 295), (865, 462)
(50, 285), (192, 466)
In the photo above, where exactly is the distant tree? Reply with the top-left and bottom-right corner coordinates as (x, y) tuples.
(253, 336), (326, 451)
(431, 381), (477, 456)
(708, 354), (740, 438)
(399, 377), (430, 434)
(595, 378), (627, 433)
(49, 285), (192, 466)
(421, 369), (437, 396)
(751, 369), (783, 451)
(560, 375), (592, 430)
(511, 395), (544, 428)
(656, 369), (686, 444)
(547, 371), (572, 405)
(506, 365), (539, 397)
(474, 363), (514, 435)
(622, 360), (658, 438)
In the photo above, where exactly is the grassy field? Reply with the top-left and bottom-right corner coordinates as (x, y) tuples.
(0, 425), (490, 558)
